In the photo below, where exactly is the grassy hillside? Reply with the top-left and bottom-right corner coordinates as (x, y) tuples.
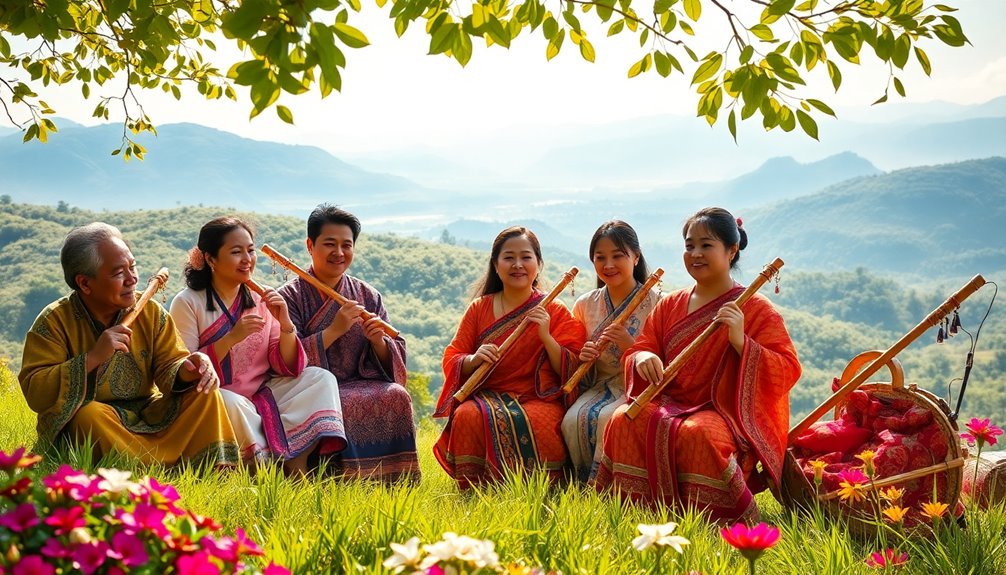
(1, 201), (1004, 425)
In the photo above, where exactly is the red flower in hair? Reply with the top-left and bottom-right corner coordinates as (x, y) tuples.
(736, 217), (743, 228)
(187, 247), (206, 271)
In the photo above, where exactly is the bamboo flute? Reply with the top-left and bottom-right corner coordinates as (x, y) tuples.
(818, 457), (965, 502)
(452, 267), (579, 404)
(560, 268), (664, 394)
(789, 274), (987, 442)
(120, 267), (169, 328)
(625, 258), (784, 419)
(259, 244), (400, 338)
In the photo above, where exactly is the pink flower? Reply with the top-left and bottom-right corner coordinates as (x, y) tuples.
(838, 468), (869, 485)
(138, 477), (183, 515)
(110, 531), (149, 568)
(233, 527), (264, 557)
(961, 418), (1003, 449)
(186, 511), (222, 532)
(71, 541), (111, 575)
(44, 506), (86, 535)
(42, 465), (99, 502)
(201, 528), (264, 563)
(0, 448), (42, 473)
(40, 539), (70, 559)
(866, 548), (909, 568)
(11, 555), (54, 575)
(115, 503), (169, 538)
(0, 476), (32, 498)
(720, 522), (781, 561)
(175, 551), (222, 575)
(263, 563), (292, 575)
(0, 503), (39, 532)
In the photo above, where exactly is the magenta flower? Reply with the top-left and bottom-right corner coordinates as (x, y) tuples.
(233, 528), (264, 557)
(200, 536), (240, 564)
(110, 531), (149, 568)
(961, 418), (1003, 449)
(40, 539), (71, 559)
(0, 447), (43, 473)
(44, 506), (86, 535)
(721, 522), (781, 574)
(838, 468), (869, 485)
(175, 551), (222, 575)
(42, 465), (99, 502)
(866, 548), (908, 568)
(187, 511), (222, 532)
(263, 562), (292, 575)
(0, 503), (39, 532)
(138, 477), (183, 515)
(115, 503), (169, 538)
(11, 555), (55, 575)
(0, 476), (33, 498)
(71, 540), (111, 575)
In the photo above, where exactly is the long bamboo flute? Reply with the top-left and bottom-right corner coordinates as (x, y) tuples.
(259, 244), (400, 338)
(625, 258), (784, 419)
(788, 274), (987, 442)
(818, 457), (965, 502)
(452, 267), (579, 404)
(560, 268), (664, 394)
(244, 277), (268, 298)
(120, 267), (169, 328)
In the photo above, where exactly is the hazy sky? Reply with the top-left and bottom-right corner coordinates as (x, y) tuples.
(5, 1), (1005, 157)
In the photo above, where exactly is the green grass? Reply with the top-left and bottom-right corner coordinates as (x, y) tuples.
(2, 363), (1004, 574)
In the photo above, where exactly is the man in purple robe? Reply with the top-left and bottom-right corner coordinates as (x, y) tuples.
(278, 204), (420, 481)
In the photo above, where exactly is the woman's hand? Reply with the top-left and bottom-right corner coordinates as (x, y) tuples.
(470, 343), (500, 367)
(526, 306), (552, 343)
(579, 340), (601, 362)
(634, 351), (664, 385)
(714, 301), (745, 353)
(599, 323), (634, 352)
(230, 314), (266, 343)
(261, 287), (294, 330)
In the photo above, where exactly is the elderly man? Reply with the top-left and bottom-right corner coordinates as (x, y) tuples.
(19, 222), (239, 466)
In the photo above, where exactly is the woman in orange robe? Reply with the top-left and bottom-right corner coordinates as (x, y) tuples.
(595, 208), (801, 522)
(434, 226), (585, 488)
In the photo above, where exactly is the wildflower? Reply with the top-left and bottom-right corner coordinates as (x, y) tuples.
(71, 540), (111, 575)
(263, 563), (293, 575)
(69, 526), (94, 545)
(879, 486), (904, 504)
(110, 531), (149, 568)
(137, 476), (183, 515)
(961, 418), (1003, 449)
(920, 501), (949, 522)
(631, 522), (691, 553)
(0, 447), (42, 473)
(97, 468), (137, 494)
(45, 505), (86, 535)
(720, 522), (781, 561)
(866, 548), (908, 568)
(0, 503), (40, 532)
(11, 555), (55, 575)
(175, 551), (222, 575)
(420, 532), (498, 571)
(0, 476), (32, 498)
(809, 460), (827, 487)
(882, 506), (910, 524)
(42, 465), (100, 502)
(186, 511), (222, 532)
(40, 539), (70, 559)
(855, 450), (877, 479)
(384, 537), (422, 573)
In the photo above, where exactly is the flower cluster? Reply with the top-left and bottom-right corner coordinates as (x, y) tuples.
(960, 417), (1003, 450)
(383, 532), (499, 575)
(865, 548), (908, 569)
(0, 448), (288, 575)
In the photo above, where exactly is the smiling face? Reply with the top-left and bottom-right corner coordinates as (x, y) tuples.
(77, 237), (139, 320)
(592, 236), (638, 292)
(307, 222), (355, 285)
(683, 222), (737, 286)
(207, 227), (256, 288)
(493, 235), (540, 294)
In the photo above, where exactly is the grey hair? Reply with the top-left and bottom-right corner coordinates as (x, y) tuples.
(60, 222), (124, 291)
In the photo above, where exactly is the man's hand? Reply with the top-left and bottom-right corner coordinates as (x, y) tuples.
(86, 324), (132, 372)
(179, 352), (219, 394)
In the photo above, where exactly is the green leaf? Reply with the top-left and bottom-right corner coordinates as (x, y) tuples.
(872, 93), (888, 105)
(691, 53), (722, 85)
(796, 109), (818, 140)
(222, 0), (269, 41)
(779, 106), (795, 131)
(309, 23), (344, 93)
(740, 44), (753, 64)
(23, 124), (38, 143)
(892, 34), (910, 68)
(607, 20), (624, 36)
(81, 83), (90, 99)
(654, 51), (670, 77)
(727, 109), (737, 143)
(914, 46), (931, 76)
(654, 0), (675, 13)
(334, 23), (370, 49)
(826, 59), (842, 91)
(893, 76), (905, 97)
(249, 78), (280, 117)
(750, 24), (774, 41)
(0, 35), (11, 58)
(579, 38), (595, 63)
(805, 98), (835, 117)
(933, 4), (957, 11)
(454, 30), (473, 66)
(683, 0), (701, 21)
(768, 0), (796, 16)
(275, 105), (294, 124)
(546, 29), (564, 61)
(628, 53), (651, 78)
(543, 16), (558, 39)
(487, 16), (511, 48)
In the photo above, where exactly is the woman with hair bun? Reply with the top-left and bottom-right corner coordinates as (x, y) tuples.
(595, 207), (801, 522)
(561, 220), (661, 483)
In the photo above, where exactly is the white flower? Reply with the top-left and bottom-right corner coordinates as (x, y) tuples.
(631, 522), (691, 554)
(420, 532), (499, 570)
(68, 527), (94, 545)
(383, 537), (422, 573)
(97, 468), (137, 494)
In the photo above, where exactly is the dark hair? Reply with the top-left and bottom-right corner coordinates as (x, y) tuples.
(589, 220), (649, 289)
(183, 216), (256, 311)
(681, 207), (748, 268)
(472, 226), (544, 298)
(307, 203), (362, 243)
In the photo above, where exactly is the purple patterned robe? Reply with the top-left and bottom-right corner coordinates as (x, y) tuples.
(279, 271), (420, 481)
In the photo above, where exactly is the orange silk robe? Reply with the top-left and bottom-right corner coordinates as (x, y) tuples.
(434, 291), (585, 488)
(595, 286), (800, 521)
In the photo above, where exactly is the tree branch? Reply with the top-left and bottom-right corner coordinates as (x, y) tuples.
(564, 0), (684, 45)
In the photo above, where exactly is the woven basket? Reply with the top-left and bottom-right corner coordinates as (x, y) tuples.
(963, 450), (1006, 509)
(779, 351), (964, 537)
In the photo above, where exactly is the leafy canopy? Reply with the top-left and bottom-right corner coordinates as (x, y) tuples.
(0, 0), (969, 155)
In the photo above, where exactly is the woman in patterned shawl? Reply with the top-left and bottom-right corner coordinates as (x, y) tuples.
(170, 217), (345, 475)
(561, 221), (660, 483)
(434, 226), (585, 488)
(595, 208), (801, 522)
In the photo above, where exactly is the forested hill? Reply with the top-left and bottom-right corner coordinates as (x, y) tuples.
(1, 201), (1004, 425)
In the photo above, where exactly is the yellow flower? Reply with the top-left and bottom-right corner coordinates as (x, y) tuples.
(920, 501), (949, 522)
(882, 505), (910, 524)
(837, 480), (866, 503)
(810, 460), (827, 486)
(855, 450), (877, 479)
(879, 486), (905, 504)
